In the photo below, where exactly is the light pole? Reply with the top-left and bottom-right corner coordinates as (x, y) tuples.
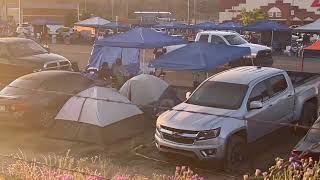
(18, 0), (22, 24)
(187, 0), (190, 25)
(193, 0), (197, 24)
(111, 0), (114, 20)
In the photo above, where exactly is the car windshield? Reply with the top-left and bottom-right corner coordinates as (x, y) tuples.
(186, 81), (248, 110)
(305, 121), (320, 143)
(7, 41), (48, 57)
(223, 35), (247, 45)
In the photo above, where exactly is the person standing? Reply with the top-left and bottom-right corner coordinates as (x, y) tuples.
(112, 58), (129, 89)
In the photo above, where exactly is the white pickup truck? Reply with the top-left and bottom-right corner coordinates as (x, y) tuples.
(155, 66), (320, 171)
(167, 31), (273, 67)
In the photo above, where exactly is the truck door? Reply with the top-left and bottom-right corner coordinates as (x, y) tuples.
(246, 79), (274, 142)
(266, 74), (294, 128)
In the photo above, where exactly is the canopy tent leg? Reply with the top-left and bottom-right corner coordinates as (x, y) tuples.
(271, 30), (274, 49)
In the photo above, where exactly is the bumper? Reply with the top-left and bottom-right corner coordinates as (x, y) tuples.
(155, 133), (226, 160)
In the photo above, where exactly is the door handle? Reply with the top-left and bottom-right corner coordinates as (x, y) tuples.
(287, 95), (293, 98)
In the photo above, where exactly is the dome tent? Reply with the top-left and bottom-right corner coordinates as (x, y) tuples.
(119, 74), (181, 114)
(47, 86), (147, 144)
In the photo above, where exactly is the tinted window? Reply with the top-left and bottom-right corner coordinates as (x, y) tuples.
(269, 75), (288, 97)
(40, 74), (93, 94)
(223, 35), (247, 45)
(249, 81), (270, 103)
(187, 81), (248, 110)
(198, 35), (209, 42)
(7, 40), (48, 57)
(211, 36), (226, 45)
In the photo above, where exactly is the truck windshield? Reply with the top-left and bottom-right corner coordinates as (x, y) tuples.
(187, 81), (248, 110)
(223, 35), (247, 45)
(8, 41), (48, 57)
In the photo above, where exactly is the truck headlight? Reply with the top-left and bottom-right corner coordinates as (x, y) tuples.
(197, 128), (221, 141)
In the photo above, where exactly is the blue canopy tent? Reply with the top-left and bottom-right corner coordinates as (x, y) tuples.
(154, 22), (189, 29)
(101, 22), (130, 30)
(217, 22), (243, 31)
(95, 27), (187, 48)
(152, 43), (250, 71)
(244, 20), (291, 48)
(94, 27), (187, 73)
(89, 46), (140, 76)
(192, 22), (219, 30)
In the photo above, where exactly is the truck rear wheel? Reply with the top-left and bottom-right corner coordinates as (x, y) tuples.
(300, 102), (318, 127)
(224, 135), (248, 173)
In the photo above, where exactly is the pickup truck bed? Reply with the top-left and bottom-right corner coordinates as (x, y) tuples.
(288, 71), (320, 88)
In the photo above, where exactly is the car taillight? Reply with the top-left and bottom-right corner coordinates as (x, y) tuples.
(10, 102), (26, 112)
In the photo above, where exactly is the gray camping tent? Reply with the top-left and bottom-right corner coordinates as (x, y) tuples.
(48, 86), (147, 144)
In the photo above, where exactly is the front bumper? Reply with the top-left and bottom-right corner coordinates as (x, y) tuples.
(155, 132), (226, 160)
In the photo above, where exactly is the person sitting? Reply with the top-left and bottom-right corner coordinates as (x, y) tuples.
(97, 62), (111, 81)
(112, 58), (129, 88)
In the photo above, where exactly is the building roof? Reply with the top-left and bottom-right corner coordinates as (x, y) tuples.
(209, 66), (284, 85)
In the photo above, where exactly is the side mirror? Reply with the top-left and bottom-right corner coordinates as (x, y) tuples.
(249, 101), (263, 110)
(186, 92), (192, 99)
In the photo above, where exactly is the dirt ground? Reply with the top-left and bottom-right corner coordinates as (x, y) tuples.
(0, 44), (314, 179)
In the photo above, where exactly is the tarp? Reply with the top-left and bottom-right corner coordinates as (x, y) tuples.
(192, 21), (219, 30)
(95, 27), (187, 48)
(244, 20), (291, 32)
(89, 46), (140, 75)
(55, 86), (143, 127)
(31, 18), (61, 25)
(303, 40), (320, 58)
(75, 17), (111, 27)
(154, 22), (189, 29)
(102, 22), (130, 29)
(119, 74), (169, 106)
(217, 22), (243, 31)
(295, 19), (320, 32)
(152, 43), (251, 71)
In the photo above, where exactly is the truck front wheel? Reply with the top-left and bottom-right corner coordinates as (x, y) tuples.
(224, 135), (248, 173)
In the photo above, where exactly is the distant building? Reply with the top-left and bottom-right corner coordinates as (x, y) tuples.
(219, 0), (320, 25)
(8, 1), (79, 24)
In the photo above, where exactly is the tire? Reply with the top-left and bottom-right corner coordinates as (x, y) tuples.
(37, 111), (57, 129)
(224, 135), (249, 174)
(300, 102), (318, 127)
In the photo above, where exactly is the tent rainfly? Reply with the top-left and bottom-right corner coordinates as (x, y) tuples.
(48, 86), (146, 144)
(295, 19), (320, 33)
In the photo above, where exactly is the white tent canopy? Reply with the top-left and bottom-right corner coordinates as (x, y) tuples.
(119, 74), (169, 106)
(56, 86), (142, 127)
(295, 19), (320, 32)
(74, 17), (111, 27)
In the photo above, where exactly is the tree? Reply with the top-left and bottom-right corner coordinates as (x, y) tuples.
(240, 8), (267, 25)
(64, 12), (78, 27)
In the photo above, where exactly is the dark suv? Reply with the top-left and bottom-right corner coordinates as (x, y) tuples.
(0, 38), (72, 84)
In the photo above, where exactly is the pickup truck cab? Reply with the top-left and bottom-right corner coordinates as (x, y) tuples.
(166, 31), (273, 67)
(155, 66), (320, 171)
(0, 38), (72, 84)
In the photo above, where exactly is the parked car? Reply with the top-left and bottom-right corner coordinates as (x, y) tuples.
(155, 66), (320, 171)
(56, 27), (74, 42)
(0, 38), (72, 84)
(16, 23), (33, 35)
(291, 117), (320, 161)
(0, 71), (95, 128)
(166, 31), (273, 67)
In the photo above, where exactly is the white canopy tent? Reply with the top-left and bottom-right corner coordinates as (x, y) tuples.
(295, 19), (320, 32)
(119, 74), (169, 106)
(74, 17), (111, 27)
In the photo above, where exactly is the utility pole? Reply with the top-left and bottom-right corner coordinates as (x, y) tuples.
(187, 0), (190, 25)
(84, 0), (87, 13)
(126, 0), (129, 19)
(193, 0), (197, 25)
(111, 0), (114, 20)
(18, 0), (22, 24)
